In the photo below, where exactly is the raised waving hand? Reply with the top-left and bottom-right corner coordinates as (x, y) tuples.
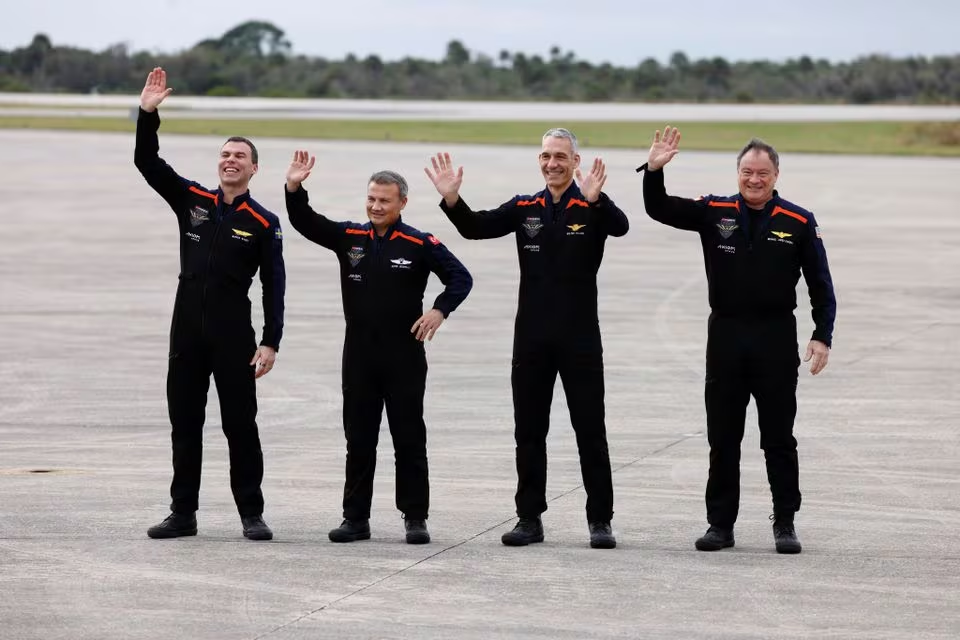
(286, 150), (316, 191)
(424, 152), (464, 207)
(647, 126), (681, 171)
(576, 157), (607, 202)
(140, 67), (173, 113)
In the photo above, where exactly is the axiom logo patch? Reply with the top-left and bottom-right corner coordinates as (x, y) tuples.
(522, 217), (543, 238)
(347, 246), (365, 267)
(716, 217), (738, 239)
(189, 206), (209, 228)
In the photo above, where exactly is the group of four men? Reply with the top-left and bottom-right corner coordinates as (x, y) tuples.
(135, 68), (836, 554)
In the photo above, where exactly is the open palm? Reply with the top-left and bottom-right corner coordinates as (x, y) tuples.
(140, 67), (173, 112)
(424, 152), (463, 203)
(576, 157), (607, 202)
(648, 126), (681, 170)
(286, 150), (315, 189)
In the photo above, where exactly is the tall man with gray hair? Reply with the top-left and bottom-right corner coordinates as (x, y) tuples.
(285, 151), (473, 545)
(425, 128), (629, 549)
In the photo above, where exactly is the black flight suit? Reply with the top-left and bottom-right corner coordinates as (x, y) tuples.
(641, 165), (836, 527)
(286, 186), (472, 521)
(134, 108), (285, 517)
(440, 183), (629, 523)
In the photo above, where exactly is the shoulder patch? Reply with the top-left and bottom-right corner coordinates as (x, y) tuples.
(427, 235), (440, 245)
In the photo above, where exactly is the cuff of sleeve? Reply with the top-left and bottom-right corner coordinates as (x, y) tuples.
(811, 332), (832, 348)
(433, 304), (451, 319)
(260, 338), (280, 352)
(138, 107), (160, 125)
(589, 192), (609, 207)
(438, 196), (464, 212)
(285, 184), (306, 198)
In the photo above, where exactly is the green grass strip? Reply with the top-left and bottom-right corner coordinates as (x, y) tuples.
(0, 117), (957, 156)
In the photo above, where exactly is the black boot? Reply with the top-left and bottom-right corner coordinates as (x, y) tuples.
(588, 521), (617, 549)
(695, 525), (735, 551)
(771, 513), (802, 554)
(329, 518), (371, 543)
(403, 517), (431, 545)
(147, 512), (197, 539)
(501, 517), (544, 546)
(241, 515), (273, 541)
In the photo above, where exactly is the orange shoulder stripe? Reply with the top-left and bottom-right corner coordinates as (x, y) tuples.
(390, 230), (424, 245)
(771, 206), (808, 224)
(237, 202), (269, 228)
(189, 185), (218, 205)
(566, 198), (590, 209)
(517, 197), (546, 207)
(708, 200), (739, 210)
(345, 228), (372, 237)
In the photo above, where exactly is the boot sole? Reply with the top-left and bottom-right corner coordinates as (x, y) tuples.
(244, 531), (274, 541)
(147, 528), (197, 539)
(329, 531), (371, 543)
(695, 539), (735, 551)
(776, 543), (802, 554)
(405, 534), (431, 544)
(590, 538), (617, 549)
(501, 534), (544, 547)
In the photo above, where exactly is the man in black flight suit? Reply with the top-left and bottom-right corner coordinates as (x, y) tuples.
(135, 68), (285, 541)
(284, 150), (472, 545)
(424, 128), (629, 549)
(638, 126), (836, 554)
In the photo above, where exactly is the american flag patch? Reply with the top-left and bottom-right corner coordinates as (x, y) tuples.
(815, 226), (822, 239)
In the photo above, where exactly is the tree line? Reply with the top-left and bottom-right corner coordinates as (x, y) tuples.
(2, 21), (958, 104)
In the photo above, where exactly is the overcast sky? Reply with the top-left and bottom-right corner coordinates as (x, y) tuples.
(3, 0), (958, 65)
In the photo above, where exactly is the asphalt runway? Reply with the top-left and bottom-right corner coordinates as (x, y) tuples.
(2, 92), (960, 121)
(0, 129), (958, 639)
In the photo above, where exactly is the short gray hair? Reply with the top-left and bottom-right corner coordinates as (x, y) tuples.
(542, 127), (578, 154)
(737, 138), (779, 170)
(368, 170), (408, 199)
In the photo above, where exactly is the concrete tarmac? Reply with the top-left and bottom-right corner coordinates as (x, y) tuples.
(0, 129), (958, 639)
(3, 93), (960, 121)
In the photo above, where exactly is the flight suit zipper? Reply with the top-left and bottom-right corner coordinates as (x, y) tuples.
(201, 204), (227, 337)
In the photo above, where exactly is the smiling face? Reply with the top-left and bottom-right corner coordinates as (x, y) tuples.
(737, 149), (779, 208)
(218, 140), (258, 189)
(539, 135), (579, 193)
(366, 181), (406, 233)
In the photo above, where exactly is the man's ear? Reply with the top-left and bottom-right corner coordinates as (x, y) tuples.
(252, 164), (259, 176)
(400, 196), (408, 210)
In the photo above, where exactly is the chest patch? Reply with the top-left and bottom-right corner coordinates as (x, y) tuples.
(347, 246), (366, 267)
(390, 257), (414, 270)
(190, 206), (210, 227)
(716, 217), (738, 239)
(522, 216), (543, 238)
(768, 230), (795, 245)
(566, 223), (587, 235)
